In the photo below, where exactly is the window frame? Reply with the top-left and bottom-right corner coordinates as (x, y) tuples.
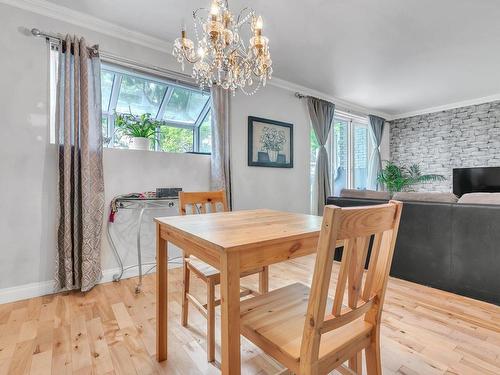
(101, 62), (211, 153)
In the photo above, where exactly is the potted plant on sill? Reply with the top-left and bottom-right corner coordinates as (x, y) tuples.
(377, 161), (446, 193)
(115, 112), (159, 151)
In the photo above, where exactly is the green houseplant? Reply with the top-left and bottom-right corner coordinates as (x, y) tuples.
(115, 112), (160, 150)
(377, 161), (446, 193)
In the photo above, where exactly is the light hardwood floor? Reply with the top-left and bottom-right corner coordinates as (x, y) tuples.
(0, 255), (499, 375)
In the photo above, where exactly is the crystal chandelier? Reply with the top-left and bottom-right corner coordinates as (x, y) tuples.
(173, 0), (272, 95)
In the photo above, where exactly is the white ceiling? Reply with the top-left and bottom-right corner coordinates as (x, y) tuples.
(42, 0), (500, 117)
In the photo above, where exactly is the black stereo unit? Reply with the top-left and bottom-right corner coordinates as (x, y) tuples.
(156, 187), (182, 198)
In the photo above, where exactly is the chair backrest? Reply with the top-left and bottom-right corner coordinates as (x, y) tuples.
(300, 200), (403, 367)
(178, 190), (228, 215)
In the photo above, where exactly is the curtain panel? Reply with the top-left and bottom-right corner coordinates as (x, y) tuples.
(55, 35), (105, 292)
(367, 115), (386, 191)
(210, 86), (232, 208)
(307, 97), (335, 215)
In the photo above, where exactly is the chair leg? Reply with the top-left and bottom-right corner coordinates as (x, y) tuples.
(206, 279), (216, 362)
(365, 340), (382, 375)
(259, 266), (269, 294)
(181, 258), (190, 327)
(348, 351), (362, 374)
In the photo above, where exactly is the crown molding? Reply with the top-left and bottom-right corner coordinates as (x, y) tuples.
(269, 76), (393, 120)
(0, 0), (173, 53)
(391, 93), (500, 120)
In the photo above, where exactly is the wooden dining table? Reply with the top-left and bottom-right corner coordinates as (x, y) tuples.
(155, 208), (339, 375)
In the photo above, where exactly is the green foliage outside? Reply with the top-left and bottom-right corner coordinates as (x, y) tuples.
(118, 75), (166, 113)
(310, 121), (344, 160)
(164, 88), (208, 122)
(377, 161), (446, 193)
(310, 129), (320, 155)
(159, 126), (194, 153)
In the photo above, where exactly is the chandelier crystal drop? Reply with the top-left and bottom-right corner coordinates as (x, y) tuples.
(173, 0), (272, 95)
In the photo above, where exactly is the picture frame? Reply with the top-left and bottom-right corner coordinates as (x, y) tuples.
(248, 116), (294, 168)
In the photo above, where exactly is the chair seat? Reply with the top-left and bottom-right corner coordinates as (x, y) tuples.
(185, 256), (265, 284)
(240, 283), (374, 370)
(185, 256), (220, 278)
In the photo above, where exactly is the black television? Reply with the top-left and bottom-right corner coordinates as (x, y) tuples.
(453, 167), (500, 197)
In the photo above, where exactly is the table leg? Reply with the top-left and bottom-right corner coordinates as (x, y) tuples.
(220, 251), (241, 375)
(156, 223), (168, 361)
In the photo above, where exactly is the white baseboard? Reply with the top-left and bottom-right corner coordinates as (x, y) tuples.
(0, 262), (182, 305)
(0, 280), (55, 305)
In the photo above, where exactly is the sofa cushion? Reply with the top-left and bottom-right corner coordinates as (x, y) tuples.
(339, 189), (391, 200)
(392, 192), (458, 203)
(458, 192), (500, 205)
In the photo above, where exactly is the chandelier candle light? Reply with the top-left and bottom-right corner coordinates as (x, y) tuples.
(173, 0), (272, 95)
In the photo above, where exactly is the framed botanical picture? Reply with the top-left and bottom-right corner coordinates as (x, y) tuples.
(248, 116), (293, 168)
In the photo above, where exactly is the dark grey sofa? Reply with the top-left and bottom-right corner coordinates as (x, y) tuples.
(326, 196), (500, 305)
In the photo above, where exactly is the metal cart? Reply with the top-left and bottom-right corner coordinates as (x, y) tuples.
(107, 194), (181, 293)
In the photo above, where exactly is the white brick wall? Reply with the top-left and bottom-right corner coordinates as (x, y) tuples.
(390, 101), (500, 192)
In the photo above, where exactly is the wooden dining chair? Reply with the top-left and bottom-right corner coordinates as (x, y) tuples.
(239, 201), (403, 375)
(178, 190), (270, 362)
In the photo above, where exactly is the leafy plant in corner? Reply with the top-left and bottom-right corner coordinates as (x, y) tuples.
(377, 161), (446, 193)
(115, 112), (159, 139)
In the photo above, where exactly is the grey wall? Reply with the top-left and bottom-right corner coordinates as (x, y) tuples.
(390, 101), (500, 192)
(231, 86), (311, 214)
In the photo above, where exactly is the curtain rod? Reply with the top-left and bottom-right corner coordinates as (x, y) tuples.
(295, 91), (371, 120)
(30, 28), (196, 86)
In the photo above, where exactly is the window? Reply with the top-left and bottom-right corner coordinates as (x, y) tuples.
(49, 45), (59, 144)
(352, 123), (370, 189)
(100, 64), (211, 153)
(310, 112), (373, 202)
(164, 88), (208, 124)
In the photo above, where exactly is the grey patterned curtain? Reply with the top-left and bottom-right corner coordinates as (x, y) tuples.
(367, 115), (386, 191)
(307, 97), (335, 215)
(210, 86), (232, 208)
(55, 35), (104, 292)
